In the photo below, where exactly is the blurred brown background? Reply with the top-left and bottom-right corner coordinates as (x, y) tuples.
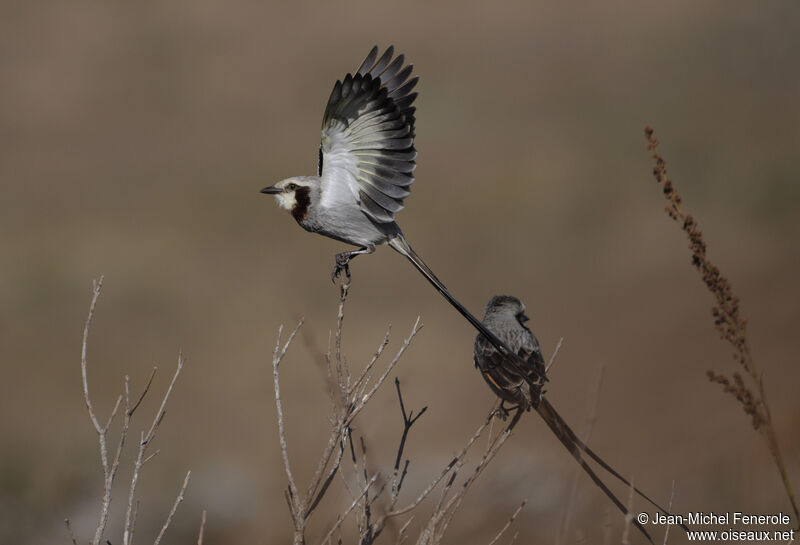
(1, 1), (798, 543)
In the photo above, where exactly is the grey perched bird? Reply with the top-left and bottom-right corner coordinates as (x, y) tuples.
(475, 295), (546, 413)
(262, 46), (545, 384)
(475, 295), (688, 544)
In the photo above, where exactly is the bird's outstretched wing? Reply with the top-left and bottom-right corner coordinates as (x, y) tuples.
(319, 46), (418, 224)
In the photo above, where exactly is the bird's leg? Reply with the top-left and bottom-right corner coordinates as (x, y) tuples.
(332, 254), (352, 282)
(533, 387), (547, 409)
(493, 401), (519, 421)
(331, 246), (375, 283)
(507, 406), (525, 430)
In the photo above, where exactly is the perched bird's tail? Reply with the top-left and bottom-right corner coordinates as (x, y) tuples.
(536, 397), (689, 543)
(388, 234), (547, 384)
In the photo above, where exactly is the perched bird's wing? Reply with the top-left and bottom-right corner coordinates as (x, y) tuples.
(318, 46), (418, 224)
(473, 324), (546, 405)
(475, 327), (544, 378)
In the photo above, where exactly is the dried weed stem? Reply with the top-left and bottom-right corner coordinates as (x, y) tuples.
(645, 126), (798, 525)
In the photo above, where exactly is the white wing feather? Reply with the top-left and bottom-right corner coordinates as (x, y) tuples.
(318, 46), (418, 224)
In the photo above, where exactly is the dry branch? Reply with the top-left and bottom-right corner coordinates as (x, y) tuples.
(270, 278), (526, 545)
(556, 363), (605, 545)
(487, 500), (527, 545)
(644, 127), (798, 525)
(72, 277), (194, 545)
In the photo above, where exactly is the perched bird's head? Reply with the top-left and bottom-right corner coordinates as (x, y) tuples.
(484, 295), (530, 326)
(261, 176), (319, 221)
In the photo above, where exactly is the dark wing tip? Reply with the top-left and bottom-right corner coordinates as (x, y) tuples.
(321, 46), (419, 224)
(357, 46), (379, 75)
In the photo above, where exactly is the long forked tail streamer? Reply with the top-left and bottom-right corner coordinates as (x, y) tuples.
(388, 235), (547, 385)
(537, 398), (689, 541)
(389, 234), (687, 542)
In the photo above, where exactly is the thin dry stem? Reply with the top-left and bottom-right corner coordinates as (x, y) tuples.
(152, 470), (192, 545)
(601, 506), (612, 545)
(64, 518), (78, 545)
(418, 411), (521, 545)
(621, 476), (635, 545)
(350, 327), (392, 400)
(396, 517), (414, 545)
(556, 363), (605, 545)
(487, 500), (527, 545)
(438, 419), (518, 539)
(645, 126), (798, 525)
(272, 321), (305, 522)
(321, 474), (378, 545)
(75, 278), (194, 545)
(546, 336), (565, 374)
(270, 282), (523, 545)
(348, 317), (422, 425)
(81, 277), (117, 545)
(82, 277), (105, 435)
(390, 416), (492, 519)
(662, 481), (676, 545)
(123, 354), (185, 545)
(197, 510), (207, 545)
(270, 284), (425, 545)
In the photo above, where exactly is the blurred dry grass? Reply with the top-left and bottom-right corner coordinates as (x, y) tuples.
(1, 1), (798, 543)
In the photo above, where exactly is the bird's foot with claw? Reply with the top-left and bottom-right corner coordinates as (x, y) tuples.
(493, 402), (517, 421)
(535, 388), (546, 408)
(331, 255), (352, 283)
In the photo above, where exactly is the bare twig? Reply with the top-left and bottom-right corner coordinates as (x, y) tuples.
(271, 281), (425, 545)
(272, 320), (306, 540)
(81, 277), (120, 545)
(82, 277), (105, 435)
(74, 278), (194, 545)
(270, 284), (525, 545)
(441, 417), (520, 539)
(64, 518), (78, 545)
(556, 362), (605, 545)
(350, 327), (392, 401)
(662, 481), (676, 545)
(396, 516), (414, 545)
(338, 380), (430, 544)
(142, 449), (161, 466)
(392, 378), (427, 495)
(601, 506), (612, 545)
(487, 500), (527, 545)
(546, 336), (565, 374)
(123, 353), (185, 545)
(130, 367), (157, 415)
(334, 279), (350, 395)
(621, 476), (635, 545)
(348, 317), (422, 425)
(321, 474), (379, 545)
(197, 509), (207, 545)
(417, 411), (521, 545)
(153, 470), (192, 545)
(307, 437), (347, 518)
(390, 415), (492, 519)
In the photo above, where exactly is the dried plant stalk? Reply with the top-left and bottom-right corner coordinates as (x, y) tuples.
(270, 279), (524, 545)
(644, 126), (798, 525)
(69, 277), (195, 545)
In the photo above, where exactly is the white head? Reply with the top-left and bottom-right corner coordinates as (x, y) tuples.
(260, 176), (320, 221)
